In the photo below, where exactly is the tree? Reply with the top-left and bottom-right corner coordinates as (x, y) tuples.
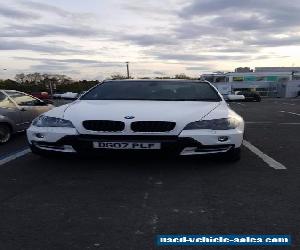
(15, 73), (26, 84)
(155, 76), (172, 79)
(26, 73), (43, 84)
(174, 73), (191, 79)
(110, 73), (133, 80)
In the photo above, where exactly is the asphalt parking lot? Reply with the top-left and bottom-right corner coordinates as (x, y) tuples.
(0, 98), (299, 250)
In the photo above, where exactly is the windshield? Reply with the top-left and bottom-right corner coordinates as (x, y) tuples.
(81, 81), (221, 101)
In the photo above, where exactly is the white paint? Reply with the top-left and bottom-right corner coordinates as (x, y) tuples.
(243, 140), (286, 170)
(246, 121), (272, 124)
(279, 122), (300, 125)
(142, 192), (149, 208)
(279, 111), (300, 116)
(0, 148), (31, 166)
(282, 103), (296, 106)
(246, 121), (300, 125)
(151, 214), (159, 233)
(143, 192), (149, 200)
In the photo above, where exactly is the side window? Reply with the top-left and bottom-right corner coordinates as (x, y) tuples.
(6, 91), (40, 106)
(0, 92), (16, 109)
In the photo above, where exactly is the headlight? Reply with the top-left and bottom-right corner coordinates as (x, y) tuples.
(183, 118), (240, 130)
(32, 115), (74, 128)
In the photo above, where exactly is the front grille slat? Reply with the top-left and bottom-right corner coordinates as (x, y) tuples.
(131, 121), (176, 132)
(83, 120), (125, 132)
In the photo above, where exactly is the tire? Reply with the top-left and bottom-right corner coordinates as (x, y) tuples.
(0, 124), (12, 144)
(224, 147), (241, 162)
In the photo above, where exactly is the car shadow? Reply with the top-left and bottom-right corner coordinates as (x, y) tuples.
(35, 151), (240, 174)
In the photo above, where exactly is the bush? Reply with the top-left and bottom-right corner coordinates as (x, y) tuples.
(0, 79), (99, 94)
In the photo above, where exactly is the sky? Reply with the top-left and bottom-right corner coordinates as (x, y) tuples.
(1, 0), (300, 80)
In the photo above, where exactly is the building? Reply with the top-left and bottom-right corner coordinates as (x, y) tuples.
(235, 67), (253, 73)
(200, 67), (300, 97)
(277, 80), (300, 98)
(255, 67), (300, 72)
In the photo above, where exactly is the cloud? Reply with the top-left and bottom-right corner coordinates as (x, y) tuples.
(19, 1), (71, 17)
(246, 36), (300, 47)
(186, 66), (212, 71)
(179, 0), (300, 17)
(210, 15), (268, 31)
(179, 0), (300, 32)
(123, 1), (174, 16)
(152, 71), (166, 75)
(30, 64), (71, 71)
(174, 0), (300, 50)
(0, 24), (100, 38)
(19, 0), (95, 21)
(0, 39), (88, 54)
(2, 0), (300, 79)
(151, 51), (249, 62)
(0, 5), (40, 19)
(29, 63), (82, 74)
(119, 33), (177, 46)
(174, 23), (222, 39)
(15, 57), (125, 67)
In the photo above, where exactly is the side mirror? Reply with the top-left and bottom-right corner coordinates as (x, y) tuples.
(227, 94), (245, 102)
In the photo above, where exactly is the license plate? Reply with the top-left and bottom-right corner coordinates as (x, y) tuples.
(93, 141), (161, 150)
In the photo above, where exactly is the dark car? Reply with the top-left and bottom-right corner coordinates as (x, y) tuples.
(236, 91), (261, 102)
(30, 92), (50, 100)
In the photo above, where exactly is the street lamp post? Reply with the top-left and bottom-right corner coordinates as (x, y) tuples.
(126, 62), (130, 79)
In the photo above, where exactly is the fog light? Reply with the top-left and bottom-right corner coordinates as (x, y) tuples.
(35, 133), (45, 139)
(218, 136), (228, 142)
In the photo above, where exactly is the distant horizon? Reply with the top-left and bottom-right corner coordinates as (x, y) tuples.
(2, 65), (300, 82)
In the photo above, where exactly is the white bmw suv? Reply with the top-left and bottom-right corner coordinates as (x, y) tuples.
(27, 80), (244, 160)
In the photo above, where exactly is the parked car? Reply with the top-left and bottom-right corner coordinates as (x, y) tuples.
(236, 91), (261, 102)
(0, 90), (53, 144)
(27, 80), (245, 161)
(60, 92), (78, 100)
(78, 91), (87, 98)
(31, 92), (50, 100)
(223, 94), (245, 101)
(52, 92), (64, 99)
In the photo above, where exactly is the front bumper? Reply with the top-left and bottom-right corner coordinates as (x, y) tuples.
(27, 126), (243, 156)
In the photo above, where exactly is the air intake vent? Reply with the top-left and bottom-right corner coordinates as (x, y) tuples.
(83, 120), (125, 132)
(131, 121), (176, 132)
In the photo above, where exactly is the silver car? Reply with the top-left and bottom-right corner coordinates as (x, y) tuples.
(0, 90), (53, 143)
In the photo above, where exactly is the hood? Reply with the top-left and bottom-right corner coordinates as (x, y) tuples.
(62, 100), (222, 135)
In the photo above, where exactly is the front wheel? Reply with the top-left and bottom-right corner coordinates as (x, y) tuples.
(0, 124), (11, 144)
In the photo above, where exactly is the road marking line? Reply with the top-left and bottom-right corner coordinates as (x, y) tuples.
(246, 121), (272, 124)
(279, 111), (300, 116)
(0, 148), (31, 166)
(246, 122), (300, 125)
(279, 122), (300, 125)
(242, 140), (286, 170)
(282, 103), (296, 106)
